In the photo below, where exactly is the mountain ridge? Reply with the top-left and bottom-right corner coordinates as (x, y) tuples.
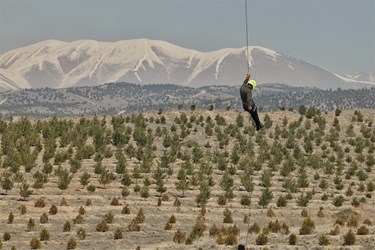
(0, 39), (373, 91)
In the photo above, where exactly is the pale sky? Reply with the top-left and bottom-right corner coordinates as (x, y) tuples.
(0, 0), (374, 75)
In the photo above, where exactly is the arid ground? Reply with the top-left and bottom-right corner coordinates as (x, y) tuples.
(0, 108), (374, 250)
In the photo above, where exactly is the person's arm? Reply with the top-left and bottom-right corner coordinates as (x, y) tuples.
(244, 72), (250, 84)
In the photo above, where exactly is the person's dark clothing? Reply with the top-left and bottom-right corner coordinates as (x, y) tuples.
(240, 79), (263, 131)
(240, 79), (254, 106)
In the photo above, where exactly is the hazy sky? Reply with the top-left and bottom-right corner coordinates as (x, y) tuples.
(0, 0), (374, 75)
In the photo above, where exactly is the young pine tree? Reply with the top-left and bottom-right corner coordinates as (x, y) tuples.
(57, 169), (73, 194)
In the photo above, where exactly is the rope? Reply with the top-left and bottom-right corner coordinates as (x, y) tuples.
(244, 4), (252, 248)
(244, 195), (252, 247)
(245, 0), (250, 72)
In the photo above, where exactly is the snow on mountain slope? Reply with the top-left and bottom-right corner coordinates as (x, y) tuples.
(346, 71), (375, 83)
(0, 39), (373, 91)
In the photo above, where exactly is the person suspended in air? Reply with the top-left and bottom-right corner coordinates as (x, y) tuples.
(240, 72), (263, 131)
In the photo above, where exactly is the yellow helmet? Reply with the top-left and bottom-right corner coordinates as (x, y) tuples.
(247, 79), (257, 88)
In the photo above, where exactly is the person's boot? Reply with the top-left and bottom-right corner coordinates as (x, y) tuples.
(257, 123), (264, 131)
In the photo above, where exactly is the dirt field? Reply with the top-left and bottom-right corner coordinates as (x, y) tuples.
(0, 108), (374, 250)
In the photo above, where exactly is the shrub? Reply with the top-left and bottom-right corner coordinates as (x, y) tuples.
(248, 222), (260, 234)
(185, 236), (193, 245)
(8, 212), (14, 224)
(363, 219), (372, 225)
(217, 194), (227, 206)
(40, 212), (48, 224)
(173, 229), (186, 244)
(276, 195), (287, 207)
(335, 218), (345, 226)
(329, 225), (340, 235)
(3, 232), (11, 241)
(63, 220), (71, 232)
(289, 234), (297, 245)
(174, 197), (181, 207)
(133, 184), (140, 193)
(67, 237), (77, 249)
(209, 224), (219, 237)
(169, 215), (176, 224)
(121, 205), (130, 214)
(128, 219), (140, 232)
(78, 206), (86, 215)
(262, 227), (270, 235)
(60, 197), (68, 206)
(343, 229), (356, 246)
(105, 211), (114, 224)
(335, 208), (359, 225)
(164, 222), (172, 230)
(30, 237), (41, 249)
(77, 227), (86, 240)
(243, 215), (249, 224)
(27, 218), (36, 231)
(266, 207), (275, 217)
(228, 224), (240, 236)
(35, 198), (46, 208)
(135, 208), (145, 223)
(281, 222), (290, 234)
(162, 193), (169, 201)
(348, 215), (359, 227)
(223, 208), (233, 223)
(240, 195), (251, 206)
(40, 228), (50, 241)
(357, 225), (369, 235)
(299, 217), (315, 235)
(255, 233), (268, 245)
(225, 233), (238, 245)
(87, 184), (96, 193)
(85, 199), (92, 206)
(19, 205), (27, 215)
(111, 197), (120, 206)
(49, 204), (58, 215)
(268, 220), (281, 233)
(333, 195), (345, 208)
(73, 214), (84, 224)
(114, 228), (123, 240)
(318, 234), (329, 246)
(96, 219), (109, 232)
(190, 217), (206, 240)
(301, 209), (308, 217)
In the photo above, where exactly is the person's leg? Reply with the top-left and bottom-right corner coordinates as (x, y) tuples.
(250, 105), (263, 130)
(242, 103), (249, 112)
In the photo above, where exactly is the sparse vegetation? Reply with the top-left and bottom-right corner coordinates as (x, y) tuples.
(30, 237), (41, 249)
(289, 234), (297, 245)
(0, 109), (374, 249)
(256, 233), (268, 245)
(67, 237), (77, 249)
(96, 219), (109, 232)
(343, 229), (356, 246)
(40, 228), (50, 241)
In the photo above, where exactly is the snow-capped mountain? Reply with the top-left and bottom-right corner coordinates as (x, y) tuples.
(0, 39), (373, 92)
